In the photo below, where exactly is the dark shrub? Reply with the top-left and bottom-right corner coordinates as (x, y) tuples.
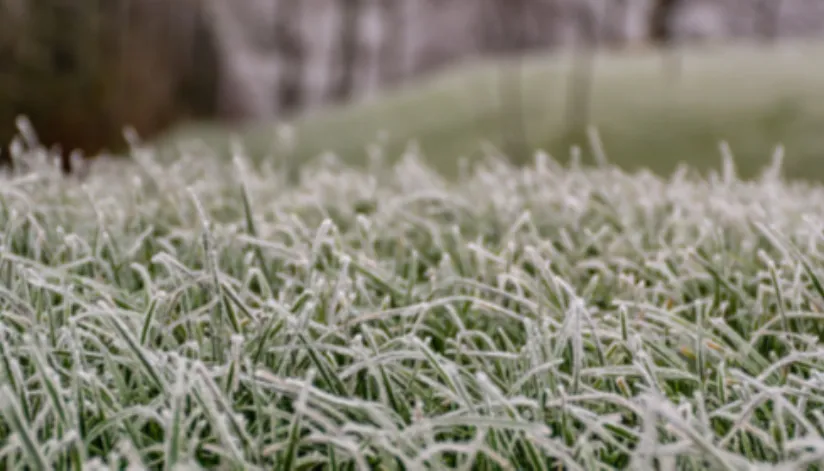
(0, 0), (221, 172)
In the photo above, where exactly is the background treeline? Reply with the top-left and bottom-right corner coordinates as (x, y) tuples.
(0, 0), (820, 166)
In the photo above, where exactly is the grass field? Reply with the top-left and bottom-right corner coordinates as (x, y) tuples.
(2, 135), (824, 469)
(159, 39), (824, 182)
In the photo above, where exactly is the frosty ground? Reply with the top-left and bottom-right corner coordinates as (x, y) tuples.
(1, 138), (824, 470)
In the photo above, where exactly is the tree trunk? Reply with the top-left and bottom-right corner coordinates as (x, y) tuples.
(649, 0), (681, 45)
(333, 0), (361, 102)
(755, 0), (783, 43)
(565, 1), (599, 131)
(379, 0), (403, 87)
(482, 0), (535, 162)
(274, 0), (304, 114)
(648, 0), (684, 82)
(175, 0), (220, 119)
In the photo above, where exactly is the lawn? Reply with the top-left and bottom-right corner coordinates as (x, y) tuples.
(158, 39), (824, 182)
(2, 139), (824, 469)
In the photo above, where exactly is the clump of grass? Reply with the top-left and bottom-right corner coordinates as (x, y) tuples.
(2, 135), (824, 470)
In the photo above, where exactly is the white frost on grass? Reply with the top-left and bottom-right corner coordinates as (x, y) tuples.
(1, 139), (824, 469)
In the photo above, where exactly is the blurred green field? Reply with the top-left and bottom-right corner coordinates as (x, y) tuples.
(157, 40), (824, 181)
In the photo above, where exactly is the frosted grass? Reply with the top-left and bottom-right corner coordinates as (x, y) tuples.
(2, 136), (824, 469)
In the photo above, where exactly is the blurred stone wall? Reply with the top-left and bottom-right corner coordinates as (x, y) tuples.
(2, 0), (824, 167)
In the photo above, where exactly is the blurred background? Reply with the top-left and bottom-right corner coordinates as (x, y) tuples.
(2, 0), (824, 176)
